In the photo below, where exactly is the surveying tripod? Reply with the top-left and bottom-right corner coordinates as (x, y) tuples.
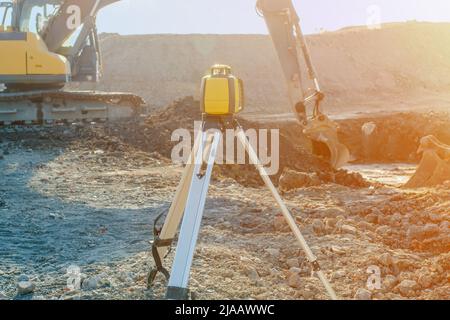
(148, 114), (338, 300)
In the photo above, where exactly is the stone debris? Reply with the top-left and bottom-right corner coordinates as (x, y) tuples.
(341, 224), (358, 235)
(246, 268), (260, 282)
(279, 170), (321, 191)
(273, 215), (289, 232)
(312, 219), (325, 235)
(354, 288), (372, 300)
(287, 273), (302, 289)
(286, 258), (300, 269)
(17, 280), (35, 296)
(265, 248), (280, 259)
(382, 275), (398, 291)
(397, 280), (418, 297)
(81, 275), (110, 291)
(407, 224), (440, 241)
(378, 253), (394, 267)
(417, 274), (433, 289)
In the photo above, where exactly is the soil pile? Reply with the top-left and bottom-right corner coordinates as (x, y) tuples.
(54, 99), (450, 190)
(337, 112), (450, 188)
(74, 22), (450, 115)
(7, 101), (449, 189)
(140, 97), (368, 188)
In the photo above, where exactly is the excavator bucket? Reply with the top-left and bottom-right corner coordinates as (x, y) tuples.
(303, 115), (350, 169)
(404, 135), (450, 188)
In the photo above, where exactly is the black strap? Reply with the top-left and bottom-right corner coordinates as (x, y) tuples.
(149, 240), (171, 283)
(148, 211), (174, 287)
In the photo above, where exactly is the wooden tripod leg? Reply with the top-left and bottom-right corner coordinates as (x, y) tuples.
(235, 127), (338, 300)
(156, 132), (203, 259)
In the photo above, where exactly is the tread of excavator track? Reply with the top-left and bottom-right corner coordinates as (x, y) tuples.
(0, 90), (145, 125)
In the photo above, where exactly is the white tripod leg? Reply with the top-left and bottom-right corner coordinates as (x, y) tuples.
(166, 129), (222, 300)
(235, 127), (338, 300)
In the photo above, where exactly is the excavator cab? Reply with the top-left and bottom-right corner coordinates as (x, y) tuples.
(0, 0), (70, 89)
(0, 0), (103, 91)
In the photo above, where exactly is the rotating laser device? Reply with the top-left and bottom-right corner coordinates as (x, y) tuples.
(200, 65), (244, 116)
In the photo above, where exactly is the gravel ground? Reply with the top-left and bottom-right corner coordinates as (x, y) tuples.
(0, 125), (448, 300)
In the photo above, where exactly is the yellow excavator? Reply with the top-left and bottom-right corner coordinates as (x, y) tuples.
(0, 0), (349, 168)
(0, 0), (144, 124)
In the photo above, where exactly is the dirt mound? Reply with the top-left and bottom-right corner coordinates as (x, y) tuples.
(74, 22), (450, 115)
(144, 97), (368, 188)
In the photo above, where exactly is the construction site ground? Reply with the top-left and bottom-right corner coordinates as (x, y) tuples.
(0, 97), (448, 301)
(2, 23), (450, 300)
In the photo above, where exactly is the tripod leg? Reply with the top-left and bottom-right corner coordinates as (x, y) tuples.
(148, 133), (204, 287)
(235, 128), (338, 300)
(166, 130), (222, 300)
(155, 132), (203, 260)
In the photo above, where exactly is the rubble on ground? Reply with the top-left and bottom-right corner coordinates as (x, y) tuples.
(0, 98), (449, 301)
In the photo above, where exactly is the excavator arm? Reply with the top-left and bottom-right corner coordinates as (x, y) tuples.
(41, 0), (118, 52)
(40, 0), (120, 81)
(257, 0), (349, 168)
(257, 0), (321, 123)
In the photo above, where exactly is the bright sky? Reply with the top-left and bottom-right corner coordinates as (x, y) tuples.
(97, 0), (450, 35)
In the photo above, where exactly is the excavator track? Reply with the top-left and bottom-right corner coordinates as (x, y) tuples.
(0, 90), (145, 125)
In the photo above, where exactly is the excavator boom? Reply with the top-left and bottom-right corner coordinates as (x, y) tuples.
(257, 0), (318, 122)
(257, 0), (350, 168)
(41, 0), (119, 52)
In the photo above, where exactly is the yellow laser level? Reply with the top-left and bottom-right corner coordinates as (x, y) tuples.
(200, 65), (244, 116)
